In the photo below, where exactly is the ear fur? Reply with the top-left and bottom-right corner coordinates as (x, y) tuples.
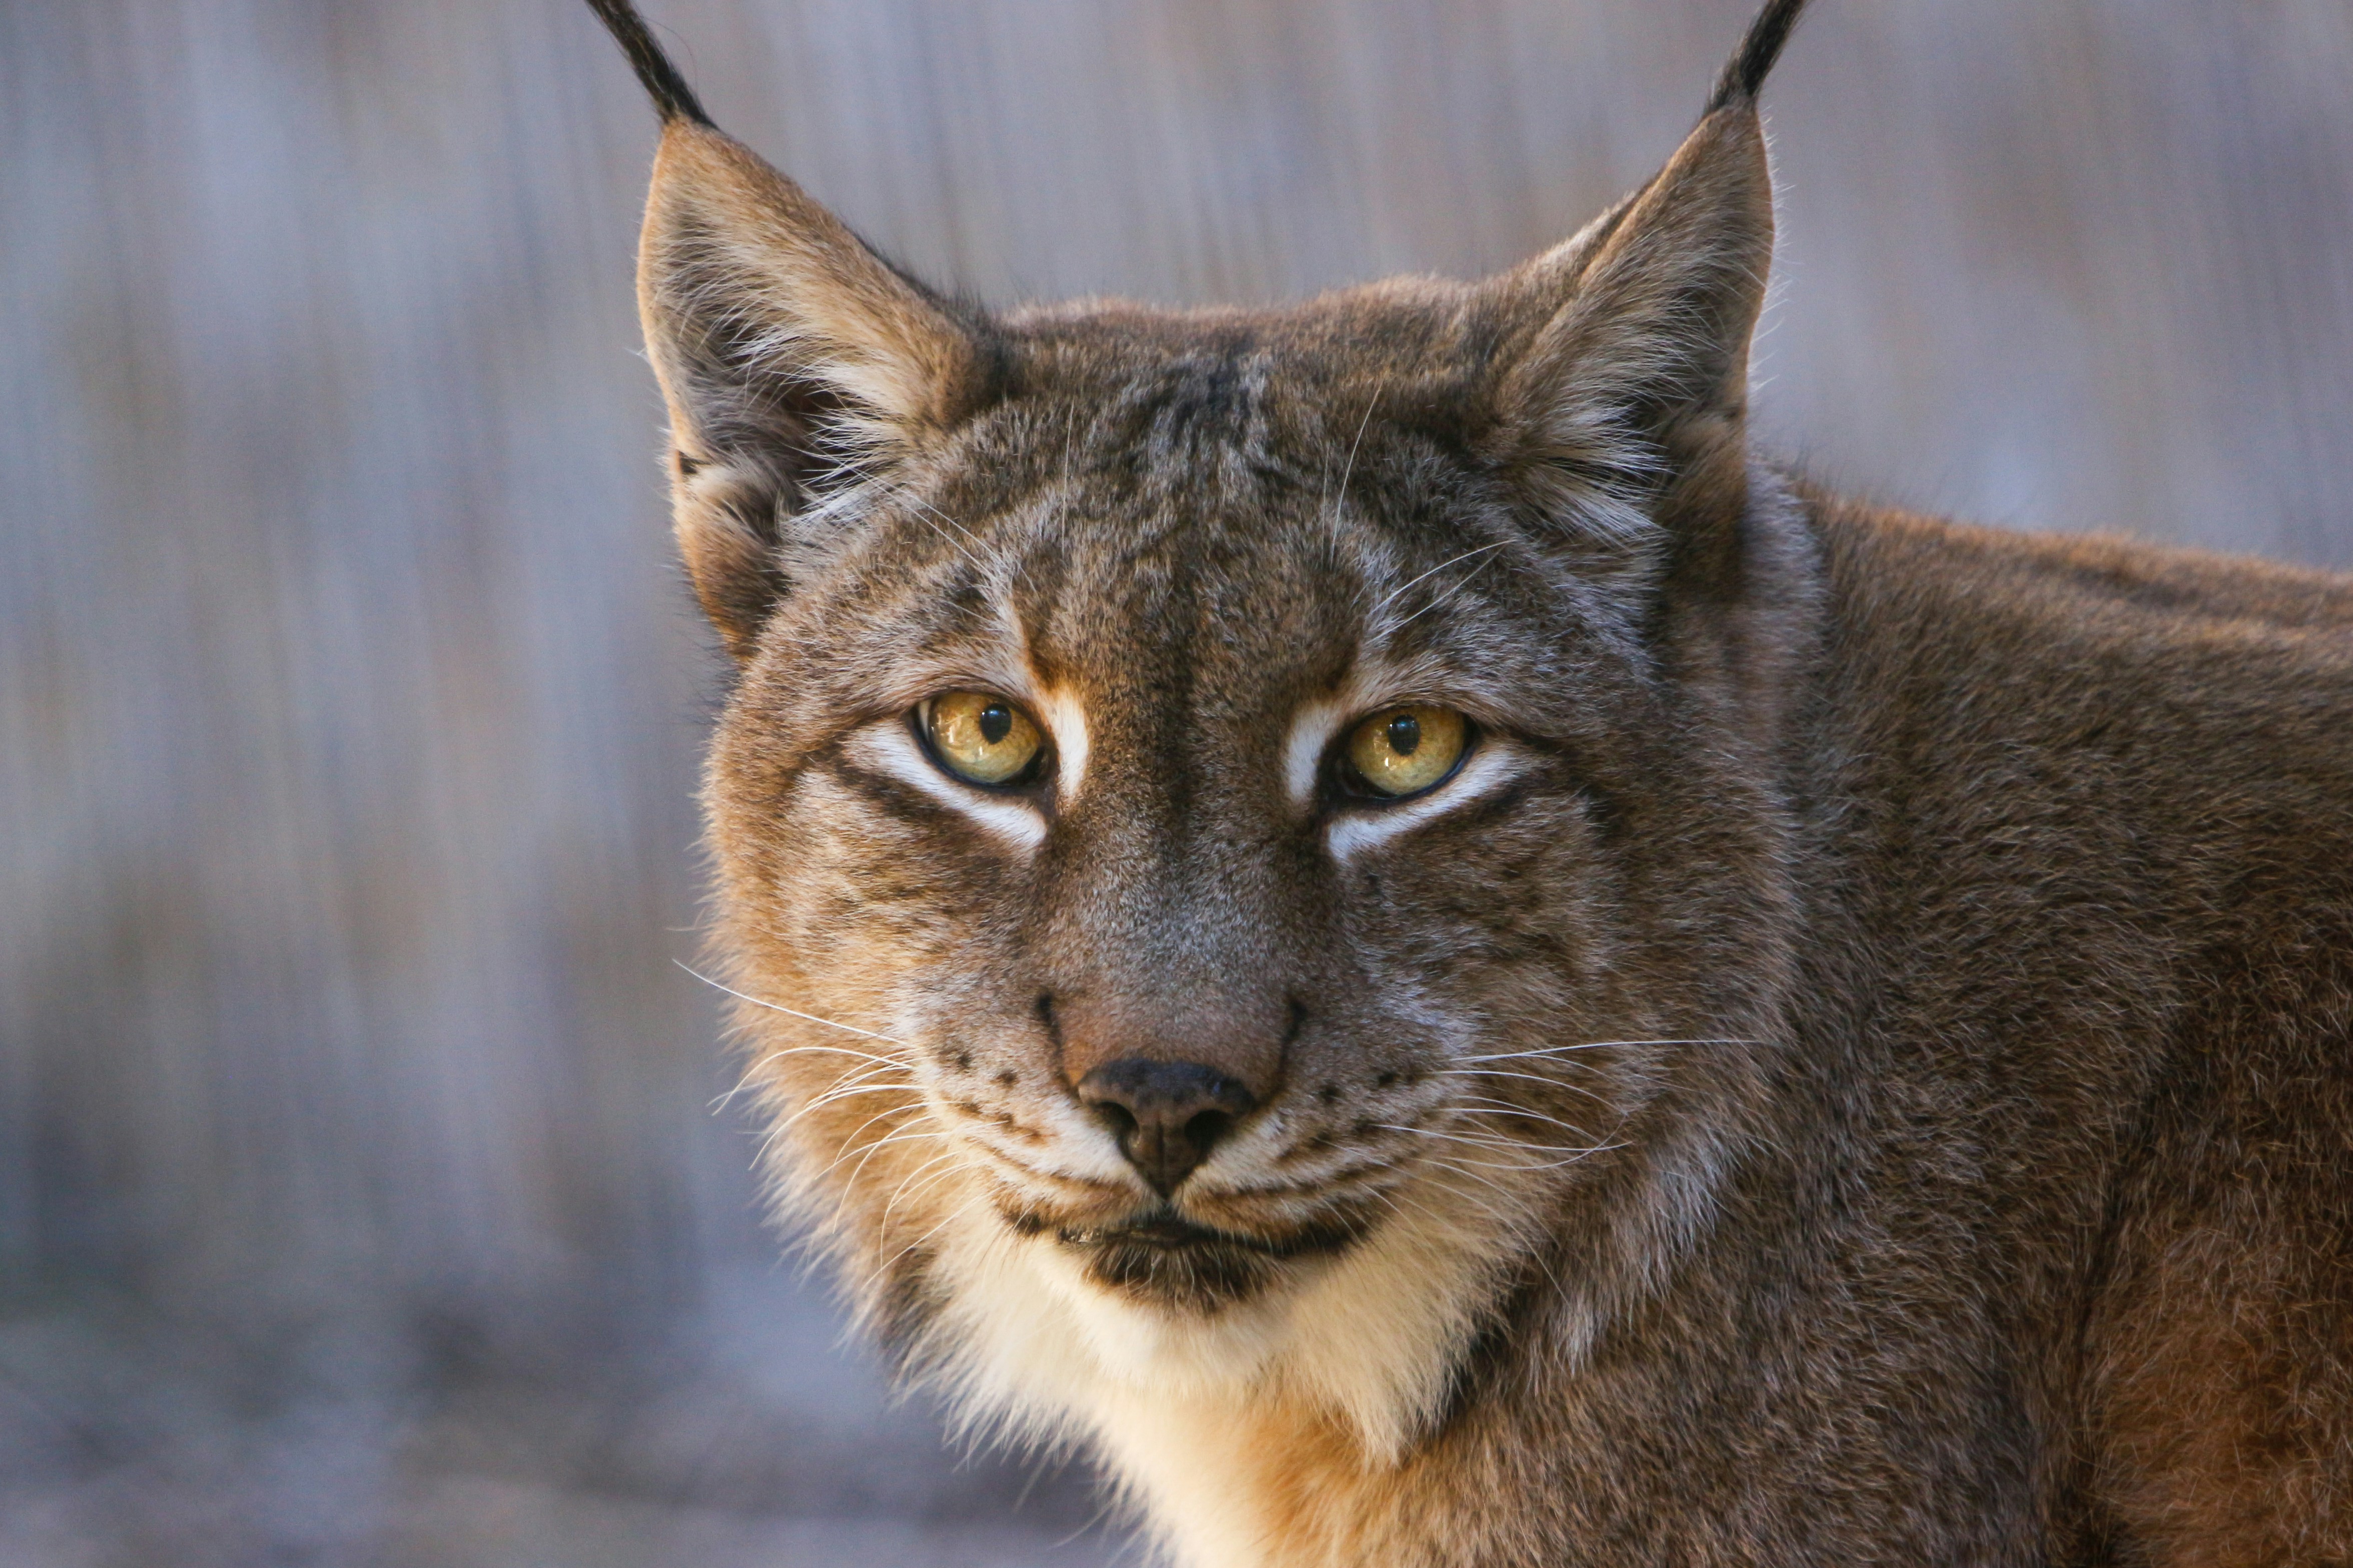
(636, 122), (986, 657)
(1487, 109), (1773, 546)
(1485, 0), (1805, 559)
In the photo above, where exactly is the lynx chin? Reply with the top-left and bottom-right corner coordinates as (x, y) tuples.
(581, 1), (2353, 1562)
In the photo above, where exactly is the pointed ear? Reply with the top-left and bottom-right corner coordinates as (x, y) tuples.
(1486, 101), (1774, 550)
(635, 122), (986, 657)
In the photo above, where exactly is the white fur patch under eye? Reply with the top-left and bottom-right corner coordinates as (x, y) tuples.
(1325, 743), (1522, 861)
(1284, 699), (1349, 808)
(851, 723), (1047, 853)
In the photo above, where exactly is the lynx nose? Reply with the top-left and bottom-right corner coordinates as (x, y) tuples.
(1076, 1059), (1259, 1196)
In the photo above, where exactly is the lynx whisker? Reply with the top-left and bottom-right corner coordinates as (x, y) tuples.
(775, 1078), (924, 1131)
(897, 484), (1004, 583)
(1383, 544), (1510, 634)
(1326, 393), (1380, 535)
(821, 1125), (955, 1232)
(1373, 541), (1509, 615)
(878, 1145), (970, 1232)
(740, 1040), (909, 1070)
(715, 1050), (909, 1116)
(765, 1101), (912, 1172)
(1390, 1142), (1554, 1216)
(1448, 1095), (1606, 1134)
(858, 1188), (989, 1305)
(804, 1100), (935, 1175)
(1376, 1123), (1618, 1169)
(1369, 1162), (1523, 1228)
(675, 961), (915, 1049)
(1452, 1037), (1757, 1066)
(820, 1120), (941, 1176)
(720, 1058), (908, 1115)
(1436, 1066), (1615, 1099)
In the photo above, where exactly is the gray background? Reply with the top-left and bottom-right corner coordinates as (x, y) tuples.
(5, 1), (2350, 1562)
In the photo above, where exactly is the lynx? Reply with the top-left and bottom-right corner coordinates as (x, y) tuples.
(583, 2), (2353, 1562)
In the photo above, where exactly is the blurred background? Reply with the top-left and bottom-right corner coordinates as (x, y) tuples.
(5, 1), (2351, 1562)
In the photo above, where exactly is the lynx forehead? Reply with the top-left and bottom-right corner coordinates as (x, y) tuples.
(584, 3), (2353, 1565)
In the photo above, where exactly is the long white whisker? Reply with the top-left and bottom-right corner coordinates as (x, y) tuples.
(1373, 541), (1508, 613)
(1394, 1142), (1546, 1209)
(1449, 1096), (1606, 1132)
(776, 1079), (923, 1131)
(1327, 393), (1380, 533)
(741, 1041), (908, 1070)
(810, 1127), (950, 1229)
(820, 1121), (939, 1176)
(1376, 1123), (1617, 1169)
(1434, 1070), (1617, 1107)
(1452, 1038), (1756, 1065)
(866, 469), (992, 577)
(677, 961), (913, 1048)
(1512, 1143), (1629, 1171)
(719, 1058), (908, 1113)
(1387, 553), (1503, 633)
(879, 1146), (969, 1231)
(1376, 1123), (1554, 1152)
(1364, 1170), (1519, 1235)
(798, 1100), (930, 1175)
(859, 1189), (988, 1303)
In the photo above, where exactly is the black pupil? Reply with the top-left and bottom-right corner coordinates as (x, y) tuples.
(979, 704), (1014, 745)
(1385, 713), (1421, 756)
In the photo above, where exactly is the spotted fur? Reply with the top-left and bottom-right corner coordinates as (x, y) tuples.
(587, 2), (2353, 1562)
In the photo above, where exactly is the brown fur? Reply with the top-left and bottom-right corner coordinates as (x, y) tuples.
(584, 2), (2353, 1562)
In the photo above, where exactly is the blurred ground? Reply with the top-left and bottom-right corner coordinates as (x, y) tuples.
(5, 0), (2351, 1563)
(0, 1265), (1121, 1566)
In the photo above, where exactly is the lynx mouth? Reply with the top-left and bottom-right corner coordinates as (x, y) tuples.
(1050, 1207), (1365, 1312)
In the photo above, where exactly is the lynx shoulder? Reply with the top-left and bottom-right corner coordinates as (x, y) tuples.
(583, 2), (2353, 1562)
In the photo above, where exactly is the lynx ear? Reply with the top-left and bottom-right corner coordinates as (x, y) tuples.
(1487, 0), (1805, 550)
(635, 124), (984, 654)
(593, 0), (979, 653)
(587, 2), (983, 656)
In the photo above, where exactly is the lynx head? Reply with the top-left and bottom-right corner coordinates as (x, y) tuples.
(593, 0), (1813, 1460)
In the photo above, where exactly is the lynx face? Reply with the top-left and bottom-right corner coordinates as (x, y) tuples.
(603, 0), (1808, 1458)
(720, 323), (1687, 1300)
(704, 314), (1796, 1439)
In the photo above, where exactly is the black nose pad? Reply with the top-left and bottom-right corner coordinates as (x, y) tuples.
(1075, 1059), (1260, 1196)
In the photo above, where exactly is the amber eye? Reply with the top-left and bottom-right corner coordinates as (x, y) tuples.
(923, 691), (1048, 788)
(1339, 704), (1469, 800)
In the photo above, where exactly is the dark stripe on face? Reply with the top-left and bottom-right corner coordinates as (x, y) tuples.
(828, 751), (997, 836)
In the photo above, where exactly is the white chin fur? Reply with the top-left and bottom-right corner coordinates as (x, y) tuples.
(928, 1160), (1533, 1468)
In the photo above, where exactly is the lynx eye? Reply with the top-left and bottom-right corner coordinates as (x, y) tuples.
(1339, 704), (1470, 800)
(922, 691), (1048, 788)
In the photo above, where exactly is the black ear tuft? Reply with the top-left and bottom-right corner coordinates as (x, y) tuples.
(584, 0), (714, 128)
(1706, 0), (1811, 115)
